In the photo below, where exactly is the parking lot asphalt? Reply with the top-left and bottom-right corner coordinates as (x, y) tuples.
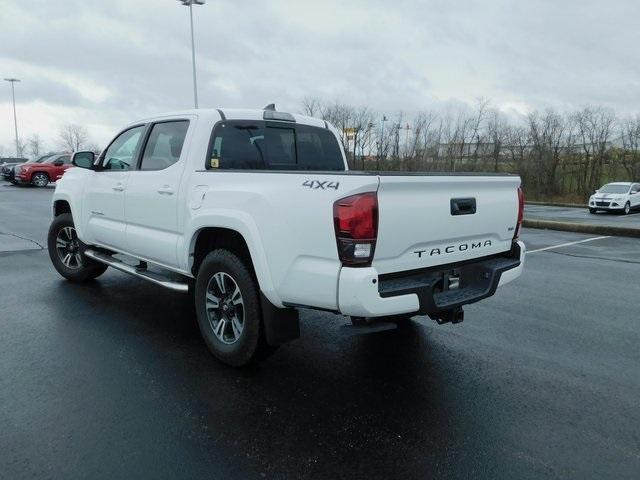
(1, 181), (640, 480)
(525, 203), (640, 229)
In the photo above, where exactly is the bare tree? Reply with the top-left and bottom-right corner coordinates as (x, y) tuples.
(573, 106), (616, 194)
(406, 110), (437, 169)
(485, 109), (509, 172)
(27, 134), (44, 159)
(350, 107), (375, 168)
(527, 109), (568, 194)
(300, 96), (323, 117)
(620, 116), (640, 180)
(59, 124), (89, 152)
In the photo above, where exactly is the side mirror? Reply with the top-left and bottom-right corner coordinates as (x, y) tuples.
(72, 151), (95, 170)
(53, 159), (64, 166)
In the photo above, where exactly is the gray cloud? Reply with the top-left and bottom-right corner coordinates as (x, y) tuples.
(1, 0), (639, 150)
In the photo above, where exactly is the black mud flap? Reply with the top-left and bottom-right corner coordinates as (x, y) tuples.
(260, 292), (300, 346)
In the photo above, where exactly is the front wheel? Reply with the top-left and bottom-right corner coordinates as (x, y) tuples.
(48, 213), (108, 281)
(589, 208), (597, 214)
(31, 172), (49, 187)
(623, 202), (631, 215)
(194, 249), (273, 366)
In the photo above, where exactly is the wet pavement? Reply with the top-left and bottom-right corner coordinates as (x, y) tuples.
(1, 182), (639, 479)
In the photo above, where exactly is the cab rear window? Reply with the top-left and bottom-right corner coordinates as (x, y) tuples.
(206, 120), (344, 171)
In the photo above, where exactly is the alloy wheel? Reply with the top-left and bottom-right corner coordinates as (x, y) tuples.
(56, 226), (82, 269)
(33, 174), (48, 187)
(205, 272), (245, 345)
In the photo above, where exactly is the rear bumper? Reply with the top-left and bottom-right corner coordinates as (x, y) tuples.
(338, 240), (525, 317)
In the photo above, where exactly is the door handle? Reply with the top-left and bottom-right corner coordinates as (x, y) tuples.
(112, 183), (125, 192)
(157, 185), (174, 195)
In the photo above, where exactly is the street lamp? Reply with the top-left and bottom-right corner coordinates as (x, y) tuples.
(177, 0), (205, 109)
(377, 115), (387, 170)
(4, 78), (21, 156)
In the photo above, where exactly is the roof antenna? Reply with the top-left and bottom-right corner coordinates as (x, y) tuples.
(263, 103), (276, 111)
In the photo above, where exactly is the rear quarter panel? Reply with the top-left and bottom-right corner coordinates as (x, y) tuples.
(181, 171), (379, 309)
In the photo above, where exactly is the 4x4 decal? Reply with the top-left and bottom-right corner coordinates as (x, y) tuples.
(302, 180), (340, 190)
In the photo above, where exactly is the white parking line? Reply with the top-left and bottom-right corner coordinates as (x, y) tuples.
(527, 236), (610, 253)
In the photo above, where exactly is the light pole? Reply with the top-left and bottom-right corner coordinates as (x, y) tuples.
(4, 78), (20, 156)
(377, 115), (387, 170)
(178, 0), (205, 109)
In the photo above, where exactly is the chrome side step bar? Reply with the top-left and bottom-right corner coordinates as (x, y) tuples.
(84, 249), (189, 293)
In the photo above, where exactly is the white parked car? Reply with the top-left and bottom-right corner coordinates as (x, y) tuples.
(48, 107), (525, 366)
(588, 182), (640, 214)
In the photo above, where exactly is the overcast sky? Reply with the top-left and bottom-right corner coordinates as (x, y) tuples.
(1, 0), (639, 153)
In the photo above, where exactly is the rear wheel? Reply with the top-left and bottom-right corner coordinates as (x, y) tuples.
(194, 249), (272, 366)
(31, 172), (49, 187)
(48, 213), (108, 281)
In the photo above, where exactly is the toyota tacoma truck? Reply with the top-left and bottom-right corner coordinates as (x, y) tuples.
(48, 107), (525, 366)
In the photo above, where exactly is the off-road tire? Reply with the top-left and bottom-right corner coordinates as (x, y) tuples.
(48, 213), (108, 281)
(194, 249), (274, 367)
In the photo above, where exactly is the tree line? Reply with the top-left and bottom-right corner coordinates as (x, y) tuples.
(0, 124), (98, 161)
(4, 102), (639, 202)
(301, 97), (640, 202)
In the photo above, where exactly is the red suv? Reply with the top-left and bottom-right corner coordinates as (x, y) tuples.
(14, 153), (72, 187)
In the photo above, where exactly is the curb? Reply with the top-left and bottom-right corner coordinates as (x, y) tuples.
(523, 218), (640, 238)
(526, 201), (585, 209)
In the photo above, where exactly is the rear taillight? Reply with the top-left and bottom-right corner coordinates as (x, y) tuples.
(333, 192), (378, 267)
(514, 186), (524, 239)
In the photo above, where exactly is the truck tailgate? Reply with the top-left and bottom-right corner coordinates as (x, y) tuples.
(373, 175), (521, 274)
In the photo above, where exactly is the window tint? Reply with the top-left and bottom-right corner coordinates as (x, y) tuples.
(102, 126), (145, 171)
(263, 127), (296, 166)
(207, 121), (344, 171)
(140, 121), (189, 171)
(295, 124), (344, 170)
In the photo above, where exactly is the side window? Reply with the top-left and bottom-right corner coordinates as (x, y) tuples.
(140, 121), (189, 171)
(101, 126), (145, 171)
(59, 155), (72, 164)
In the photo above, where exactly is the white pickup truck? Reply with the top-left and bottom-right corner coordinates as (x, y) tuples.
(49, 107), (525, 366)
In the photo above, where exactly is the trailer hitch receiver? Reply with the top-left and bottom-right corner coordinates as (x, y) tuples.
(431, 307), (464, 325)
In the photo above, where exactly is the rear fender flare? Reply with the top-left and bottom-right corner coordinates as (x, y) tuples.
(184, 210), (281, 307)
